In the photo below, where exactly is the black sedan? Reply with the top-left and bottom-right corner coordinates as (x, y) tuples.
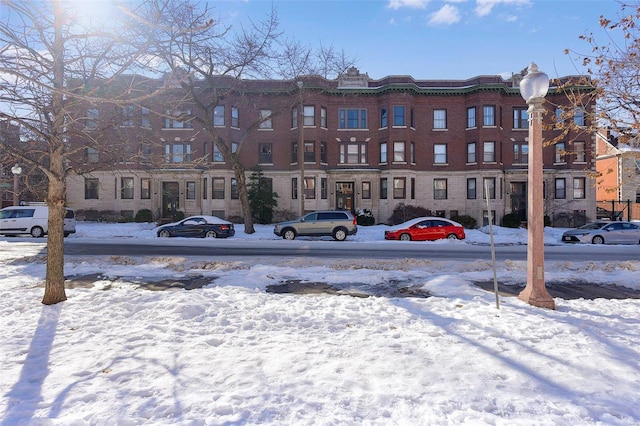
(156, 215), (235, 238)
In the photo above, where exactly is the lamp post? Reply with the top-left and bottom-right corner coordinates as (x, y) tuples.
(11, 163), (22, 206)
(518, 63), (555, 310)
(296, 80), (305, 216)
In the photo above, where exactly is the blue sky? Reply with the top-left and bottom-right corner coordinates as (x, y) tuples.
(216, 0), (622, 80)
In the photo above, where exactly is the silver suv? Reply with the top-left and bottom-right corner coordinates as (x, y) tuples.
(274, 210), (358, 241)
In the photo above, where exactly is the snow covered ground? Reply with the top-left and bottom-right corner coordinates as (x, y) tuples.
(1, 222), (639, 425)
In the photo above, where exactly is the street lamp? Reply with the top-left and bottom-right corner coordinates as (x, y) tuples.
(296, 80), (305, 216)
(11, 163), (22, 206)
(518, 62), (555, 310)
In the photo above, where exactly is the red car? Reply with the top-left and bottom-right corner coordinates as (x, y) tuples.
(384, 217), (466, 241)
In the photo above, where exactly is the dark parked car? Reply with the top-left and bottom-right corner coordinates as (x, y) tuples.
(384, 217), (466, 241)
(156, 215), (235, 238)
(273, 210), (357, 241)
(562, 221), (640, 244)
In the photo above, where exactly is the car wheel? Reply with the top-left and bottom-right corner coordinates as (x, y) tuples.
(400, 233), (411, 241)
(158, 229), (171, 238)
(447, 233), (459, 240)
(283, 229), (296, 240)
(333, 227), (347, 241)
(205, 230), (217, 238)
(30, 226), (44, 238)
(592, 235), (605, 245)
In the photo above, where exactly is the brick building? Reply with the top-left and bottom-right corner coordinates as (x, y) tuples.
(65, 68), (596, 226)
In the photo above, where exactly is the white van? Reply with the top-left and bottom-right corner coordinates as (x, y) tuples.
(0, 204), (76, 238)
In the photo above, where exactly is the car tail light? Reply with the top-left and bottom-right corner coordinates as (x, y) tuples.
(220, 225), (229, 230)
(353, 217), (357, 225)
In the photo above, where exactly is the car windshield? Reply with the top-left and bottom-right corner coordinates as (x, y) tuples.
(577, 222), (607, 230)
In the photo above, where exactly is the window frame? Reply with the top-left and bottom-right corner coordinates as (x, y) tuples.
(393, 177), (406, 199)
(120, 177), (134, 199)
(433, 178), (448, 200)
(433, 109), (447, 130)
(434, 143), (447, 165)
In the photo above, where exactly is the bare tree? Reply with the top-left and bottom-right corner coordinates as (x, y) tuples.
(133, 0), (356, 233)
(0, 0), (164, 304)
(566, 1), (640, 134)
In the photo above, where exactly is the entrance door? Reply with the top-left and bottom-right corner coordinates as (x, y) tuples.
(335, 182), (354, 212)
(510, 182), (527, 221)
(162, 182), (180, 218)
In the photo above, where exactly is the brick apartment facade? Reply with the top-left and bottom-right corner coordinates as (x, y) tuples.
(65, 68), (596, 226)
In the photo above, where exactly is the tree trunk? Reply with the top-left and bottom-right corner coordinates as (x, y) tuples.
(42, 179), (67, 305)
(42, 0), (67, 305)
(233, 163), (255, 234)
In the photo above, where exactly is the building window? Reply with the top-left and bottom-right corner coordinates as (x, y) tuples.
(433, 109), (447, 129)
(339, 108), (367, 129)
(555, 108), (565, 127)
(121, 105), (134, 126)
(410, 142), (415, 164)
(202, 178), (207, 199)
(230, 178), (239, 199)
(321, 178), (327, 199)
(483, 105), (496, 126)
(231, 106), (239, 128)
(393, 142), (406, 163)
(555, 178), (566, 199)
(304, 177), (315, 199)
(213, 144), (224, 162)
(141, 107), (150, 128)
(380, 142), (388, 163)
(140, 144), (151, 163)
(483, 177), (496, 199)
(393, 177), (406, 199)
(121, 177), (134, 199)
(434, 144), (447, 164)
(85, 178), (99, 199)
(339, 142), (367, 164)
(513, 143), (528, 164)
(259, 109), (272, 129)
(86, 108), (99, 130)
(165, 143), (192, 163)
(320, 142), (327, 163)
(573, 141), (586, 162)
(380, 178), (388, 199)
(186, 181), (196, 199)
(410, 107), (415, 128)
(393, 106), (405, 126)
(304, 142), (315, 163)
(291, 177), (298, 199)
(259, 143), (273, 164)
(467, 142), (476, 163)
(303, 105), (315, 126)
(164, 109), (193, 129)
(380, 107), (388, 128)
(467, 107), (476, 128)
(214, 105), (225, 126)
(321, 107), (327, 128)
(467, 178), (476, 199)
(362, 181), (371, 199)
(574, 108), (586, 126)
(483, 141), (496, 163)
(212, 178), (225, 199)
(292, 106), (298, 128)
(434, 178), (447, 200)
(85, 147), (99, 163)
(555, 142), (566, 163)
(410, 177), (415, 199)
(513, 107), (528, 129)
(141, 178), (150, 199)
(573, 177), (586, 199)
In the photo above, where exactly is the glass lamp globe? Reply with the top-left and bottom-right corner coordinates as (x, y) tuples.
(520, 62), (549, 102)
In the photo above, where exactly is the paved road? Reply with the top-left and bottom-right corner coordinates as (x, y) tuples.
(58, 239), (640, 262)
